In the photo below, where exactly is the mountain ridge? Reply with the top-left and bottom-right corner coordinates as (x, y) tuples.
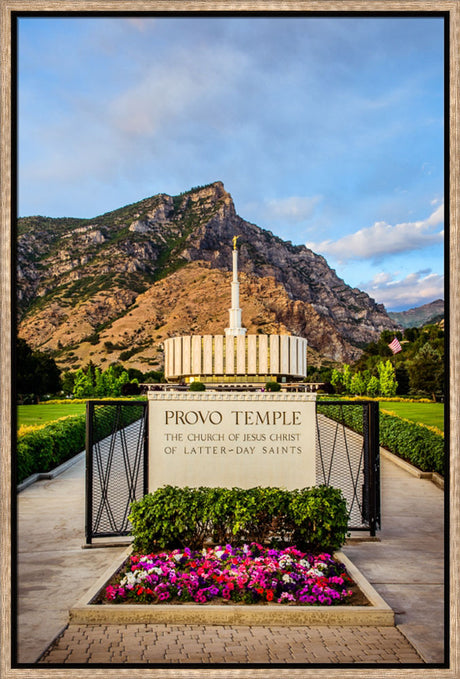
(17, 181), (400, 370)
(388, 299), (444, 329)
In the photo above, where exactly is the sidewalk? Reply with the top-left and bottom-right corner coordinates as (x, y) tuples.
(15, 450), (445, 665)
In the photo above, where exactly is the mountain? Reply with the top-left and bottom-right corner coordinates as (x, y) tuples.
(388, 299), (445, 329)
(17, 181), (400, 371)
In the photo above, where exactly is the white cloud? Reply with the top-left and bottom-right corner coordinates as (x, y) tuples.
(108, 43), (249, 139)
(362, 270), (444, 310)
(306, 204), (444, 262)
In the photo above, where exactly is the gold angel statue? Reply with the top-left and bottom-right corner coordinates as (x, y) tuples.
(232, 235), (241, 250)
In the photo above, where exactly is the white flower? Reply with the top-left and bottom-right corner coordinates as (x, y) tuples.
(120, 571), (140, 587)
(299, 559), (310, 568)
(307, 567), (325, 577)
(282, 573), (293, 583)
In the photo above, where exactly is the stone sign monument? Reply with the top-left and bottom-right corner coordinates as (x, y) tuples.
(148, 392), (316, 490)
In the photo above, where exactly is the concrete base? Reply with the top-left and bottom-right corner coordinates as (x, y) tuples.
(69, 548), (394, 627)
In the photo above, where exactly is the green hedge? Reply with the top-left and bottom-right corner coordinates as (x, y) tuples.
(17, 403), (145, 484)
(317, 403), (444, 476)
(128, 485), (349, 553)
(379, 411), (444, 475)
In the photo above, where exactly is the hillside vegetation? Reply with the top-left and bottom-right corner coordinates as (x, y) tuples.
(18, 181), (399, 372)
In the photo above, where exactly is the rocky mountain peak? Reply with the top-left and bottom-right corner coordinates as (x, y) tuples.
(17, 182), (400, 370)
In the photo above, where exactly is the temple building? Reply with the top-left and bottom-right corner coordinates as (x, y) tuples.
(164, 238), (308, 385)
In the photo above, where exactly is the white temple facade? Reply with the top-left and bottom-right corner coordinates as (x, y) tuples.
(164, 237), (308, 384)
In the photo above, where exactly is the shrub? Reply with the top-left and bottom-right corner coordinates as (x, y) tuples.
(378, 411), (444, 475)
(16, 414), (86, 483)
(128, 485), (349, 553)
(189, 381), (206, 391)
(289, 486), (349, 552)
(16, 402), (146, 484)
(265, 381), (281, 392)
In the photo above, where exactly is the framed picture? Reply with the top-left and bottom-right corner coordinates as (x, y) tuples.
(1, 2), (457, 677)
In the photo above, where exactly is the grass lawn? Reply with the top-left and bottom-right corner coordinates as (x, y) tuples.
(17, 403), (86, 427)
(379, 401), (444, 432)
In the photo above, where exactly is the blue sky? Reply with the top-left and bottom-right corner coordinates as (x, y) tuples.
(17, 15), (445, 312)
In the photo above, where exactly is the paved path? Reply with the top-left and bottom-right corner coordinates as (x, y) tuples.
(342, 451), (445, 664)
(39, 623), (422, 665)
(16, 458), (128, 664)
(16, 448), (445, 666)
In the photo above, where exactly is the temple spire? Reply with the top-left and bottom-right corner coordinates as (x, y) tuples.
(225, 236), (247, 337)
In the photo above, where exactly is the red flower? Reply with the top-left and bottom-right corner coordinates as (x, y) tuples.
(137, 587), (144, 596)
(266, 590), (274, 602)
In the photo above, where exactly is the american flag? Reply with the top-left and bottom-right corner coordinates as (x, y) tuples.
(388, 337), (402, 354)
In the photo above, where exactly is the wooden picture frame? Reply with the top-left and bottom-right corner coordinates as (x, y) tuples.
(1, 3), (458, 677)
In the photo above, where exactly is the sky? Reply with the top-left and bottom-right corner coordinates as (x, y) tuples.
(17, 14), (445, 312)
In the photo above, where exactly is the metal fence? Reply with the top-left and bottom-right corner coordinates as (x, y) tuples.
(316, 400), (380, 535)
(85, 399), (380, 543)
(85, 401), (148, 544)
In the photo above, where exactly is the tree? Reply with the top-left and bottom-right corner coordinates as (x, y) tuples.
(330, 369), (344, 394)
(16, 338), (39, 400)
(121, 378), (141, 395)
(377, 360), (398, 397)
(128, 368), (144, 383)
(395, 365), (410, 395)
(350, 371), (366, 396)
(16, 338), (61, 402)
(115, 371), (130, 396)
(94, 368), (107, 398)
(34, 353), (61, 396)
(407, 343), (444, 400)
(103, 365), (118, 395)
(73, 368), (94, 398)
(403, 327), (419, 342)
(61, 371), (75, 396)
(144, 370), (165, 384)
(366, 375), (380, 397)
(342, 364), (352, 393)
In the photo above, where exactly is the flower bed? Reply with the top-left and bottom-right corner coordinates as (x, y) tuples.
(104, 543), (356, 607)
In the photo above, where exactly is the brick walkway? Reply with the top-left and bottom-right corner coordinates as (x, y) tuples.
(39, 624), (423, 664)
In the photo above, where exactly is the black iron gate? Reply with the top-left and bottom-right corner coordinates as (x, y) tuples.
(316, 400), (380, 535)
(85, 400), (148, 544)
(85, 398), (380, 542)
